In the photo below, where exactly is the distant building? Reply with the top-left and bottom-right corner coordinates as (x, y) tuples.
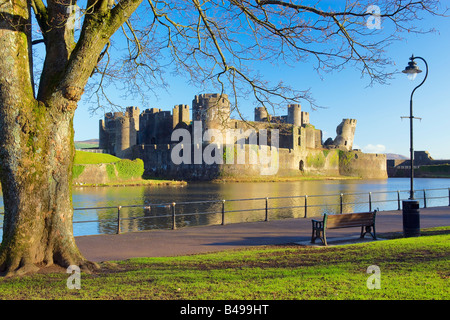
(387, 151), (450, 177)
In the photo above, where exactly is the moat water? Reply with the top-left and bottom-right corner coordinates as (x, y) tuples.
(0, 178), (449, 237)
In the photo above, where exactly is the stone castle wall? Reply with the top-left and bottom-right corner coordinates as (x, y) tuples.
(125, 143), (386, 181)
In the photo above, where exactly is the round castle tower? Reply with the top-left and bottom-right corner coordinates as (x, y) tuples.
(114, 107), (140, 156)
(254, 107), (268, 122)
(287, 104), (302, 127)
(192, 93), (230, 132)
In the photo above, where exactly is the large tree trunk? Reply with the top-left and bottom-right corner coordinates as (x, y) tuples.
(0, 0), (98, 276)
(0, 104), (97, 276)
(0, 0), (142, 276)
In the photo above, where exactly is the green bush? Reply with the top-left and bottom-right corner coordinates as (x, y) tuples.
(418, 164), (450, 173)
(115, 159), (145, 180)
(106, 164), (117, 180)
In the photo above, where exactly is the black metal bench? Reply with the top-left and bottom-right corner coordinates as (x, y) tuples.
(311, 211), (377, 246)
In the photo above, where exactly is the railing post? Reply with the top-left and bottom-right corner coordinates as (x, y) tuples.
(448, 188), (450, 206)
(369, 192), (372, 212)
(265, 197), (269, 222)
(117, 206), (122, 234)
(423, 189), (427, 208)
(397, 190), (401, 210)
(340, 193), (343, 214)
(304, 195), (308, 218)
(171, 202), (176, 230)
(221, 200), (226, 225)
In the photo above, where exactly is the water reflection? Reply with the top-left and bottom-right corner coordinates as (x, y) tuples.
(1, 178), (449, 236)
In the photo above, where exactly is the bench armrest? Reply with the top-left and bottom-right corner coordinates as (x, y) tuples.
(311, 219), (323, 229)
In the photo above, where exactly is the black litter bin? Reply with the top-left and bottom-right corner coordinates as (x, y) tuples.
(402, 200), (420, 237)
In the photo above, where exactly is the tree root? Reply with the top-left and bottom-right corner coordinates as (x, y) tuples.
(0, 249), (101, 278)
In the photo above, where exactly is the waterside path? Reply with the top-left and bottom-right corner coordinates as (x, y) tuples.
(74, 206), (450, 262)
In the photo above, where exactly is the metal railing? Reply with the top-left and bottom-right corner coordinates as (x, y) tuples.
(75, 187), (450, 234)
(1, 187), (449, 236)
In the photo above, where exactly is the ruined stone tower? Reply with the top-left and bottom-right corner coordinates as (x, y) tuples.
(332, 119), (357, 151)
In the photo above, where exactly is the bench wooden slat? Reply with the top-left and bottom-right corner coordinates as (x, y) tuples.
(326, 212), (374, 229)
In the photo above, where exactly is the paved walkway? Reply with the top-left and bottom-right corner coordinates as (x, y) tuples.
(75, 206), (450, 262)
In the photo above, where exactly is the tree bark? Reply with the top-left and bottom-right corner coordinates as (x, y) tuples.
(0, 0), (143, 276)
(0, 105), (98, 276)
(0, 0), (98, 276)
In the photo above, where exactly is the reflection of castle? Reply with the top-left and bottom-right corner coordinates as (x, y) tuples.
(99, 93), (387, 180)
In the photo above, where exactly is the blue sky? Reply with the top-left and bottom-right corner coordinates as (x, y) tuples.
(73, 2), (450, 159)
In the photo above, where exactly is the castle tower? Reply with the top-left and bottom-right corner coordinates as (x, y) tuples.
(173, 104), (190, 129)
(192, 93), (230, 132)
(301, 111), (309, 125)
(254, 107), (268, 122)
(99, 119), (108, 150)
(114, 115), (130, 155)
(332, 119), (357, 151)
(112, 107), (140, 156)
(287, 104), (302, 127)
(99, 112), (120, 154)
(126, 106), (140, 148)
(139, 108), (172, 145)
(126, 106), (140, 131)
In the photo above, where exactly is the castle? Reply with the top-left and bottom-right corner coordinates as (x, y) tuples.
(99, 93), (387, 180)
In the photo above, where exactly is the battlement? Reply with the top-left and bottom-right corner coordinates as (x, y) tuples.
(342, 119), (357, 125)
(287, 104), (301, 110)
(254, 104), (309, 127)
(194, 93), (229, 101)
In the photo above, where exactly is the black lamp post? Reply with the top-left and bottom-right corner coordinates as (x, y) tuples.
(401, 54), (428, 237)
(402, 55), (428, 199)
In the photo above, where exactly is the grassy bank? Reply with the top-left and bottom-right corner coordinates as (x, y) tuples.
(73, 151), (186, 187)
(0, 227), (448, 300)
(212, 175), (361, 183)
(74, 150), (121, 164)
(74, 177), (187, 187)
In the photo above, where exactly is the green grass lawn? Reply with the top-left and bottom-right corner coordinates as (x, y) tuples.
(0, 227), (448, 300)
(74, 150), (121, 164)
